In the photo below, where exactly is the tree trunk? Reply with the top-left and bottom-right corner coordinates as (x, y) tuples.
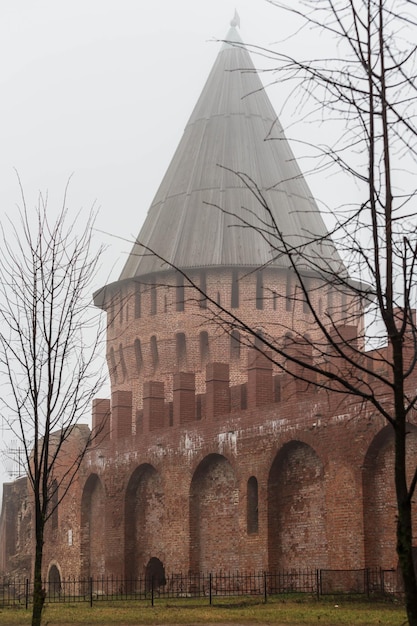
(395, 423), (417, 625)
(32, 503), (45, 626)
(392, 335), (417, 626)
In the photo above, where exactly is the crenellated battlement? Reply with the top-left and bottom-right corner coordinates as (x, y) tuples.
(92, 314), (417, 442)
(92, 346), (322, 441)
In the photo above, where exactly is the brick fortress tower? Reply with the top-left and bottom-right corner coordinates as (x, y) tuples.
(2, 17), (415, 588)
(94, 20), (359, 422)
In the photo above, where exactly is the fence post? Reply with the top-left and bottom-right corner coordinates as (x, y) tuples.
(317, 570), (321, 599)
(209, 572), (212, 605)
(365, 568), (370, 597)
(151, 575), (154, 607)
(263, 571), (267, 603)
(25, 578), (29, 610)
(90, 576), (93, 607)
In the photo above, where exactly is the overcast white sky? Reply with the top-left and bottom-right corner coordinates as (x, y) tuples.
(0, 1), (304, 281)
(0, 1), (338, 489)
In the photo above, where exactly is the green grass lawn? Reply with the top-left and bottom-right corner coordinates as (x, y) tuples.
(0, 596), (408, 626)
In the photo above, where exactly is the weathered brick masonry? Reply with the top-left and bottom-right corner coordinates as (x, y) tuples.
(1, 20), (416, 586)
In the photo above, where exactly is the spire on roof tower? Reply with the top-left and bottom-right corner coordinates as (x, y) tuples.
(230, 9), (240, 28)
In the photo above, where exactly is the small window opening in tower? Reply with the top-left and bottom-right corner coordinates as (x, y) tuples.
(150, 335), (159, 369)
(199, 270), (207, 309)
(150, 283), (157, 315)
(272, 291), (278, 311)
(176, 332), (187, 368)
(200, 331), (209, 365)
(109, 347), (118, 383)
(108, 297), (115, 328)
(256, 271), (263, 310)
(247, 476), (259, 534)
(176, 272), (185, 312)
(286, 271), (292, 312)
(230, 329), (241, 359)
(341, 289), (347, 318)
(119, 343), (128, 382)
(303, 278), (310, 314)
(231, 269), (239, 308)
(327, 285), (333, 314)
(119, 293), (124, 325)
(134, 338), (143, 372)
(50, 479), (58, 532)
(255, 329), (264, 349)
(134, 283), (141, 319)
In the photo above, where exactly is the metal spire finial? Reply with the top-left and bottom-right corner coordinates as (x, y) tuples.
(230, 9), (240, 29)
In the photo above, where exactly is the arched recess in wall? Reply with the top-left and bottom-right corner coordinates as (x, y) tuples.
(109, 347), (118, 384)
(134, 339), (143, 372)
(80, 474), (105, 580)
(247, 476), (258, 534)
(145, 556), (166, 591)
(362, 424), (417, 570)
(189, 453), (239, 572)
(199, 331), (209, 367)
(47, 563), (62, 596)
(230, 330), (241, 360)
(119, 343), (128, 382)
(268, 441), (327, 571)
(150, 335), (159, 369)
(49, 478), (58, 535)
(176, 332), (187, 369)
(124, 464), (164, 583)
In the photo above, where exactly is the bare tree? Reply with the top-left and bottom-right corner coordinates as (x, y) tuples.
(0, 181), (105, 626)
(230, 1), (417, 621)
(134, 1), (417, 623)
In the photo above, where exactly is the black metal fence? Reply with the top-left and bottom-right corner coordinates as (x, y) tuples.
(0, 568), (401, 608)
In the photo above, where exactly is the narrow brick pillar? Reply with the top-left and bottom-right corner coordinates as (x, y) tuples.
(247, 349), (273, 408)
(230, 383), (247, 411)
(285, 338), (316, 393)
(143, 381), (165, 431)
(92, 398), (110, 442)
(328, 325), (358, 378)
(173, 372), (195, 425)
(111, 391), (132, 440)
(206, 362), (230, 418)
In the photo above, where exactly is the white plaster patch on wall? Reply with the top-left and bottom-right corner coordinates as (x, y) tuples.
(255, 418), (291, 437)
(180, 432), (204, 458)
(331, 412), (354, 423)
(218, 431), (238, 456)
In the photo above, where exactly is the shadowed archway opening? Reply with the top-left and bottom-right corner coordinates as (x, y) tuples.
(268, 440), (326, 572)
(145, 557), (166, 591)
(363, 424), (417, 570)
(125, 464), (164, 583)
(48, 564), (61, 596)
(190, 453), (238, 572)
(80, 473), (105, 579)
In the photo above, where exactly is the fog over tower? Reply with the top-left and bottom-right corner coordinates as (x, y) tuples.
(94, 18), (347, 403)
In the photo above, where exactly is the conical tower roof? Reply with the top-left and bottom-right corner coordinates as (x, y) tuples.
(119, 24), (342, 281)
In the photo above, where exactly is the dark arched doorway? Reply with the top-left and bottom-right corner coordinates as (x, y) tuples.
(145, 557), (166, 591)
(48, 564), (61, 596)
